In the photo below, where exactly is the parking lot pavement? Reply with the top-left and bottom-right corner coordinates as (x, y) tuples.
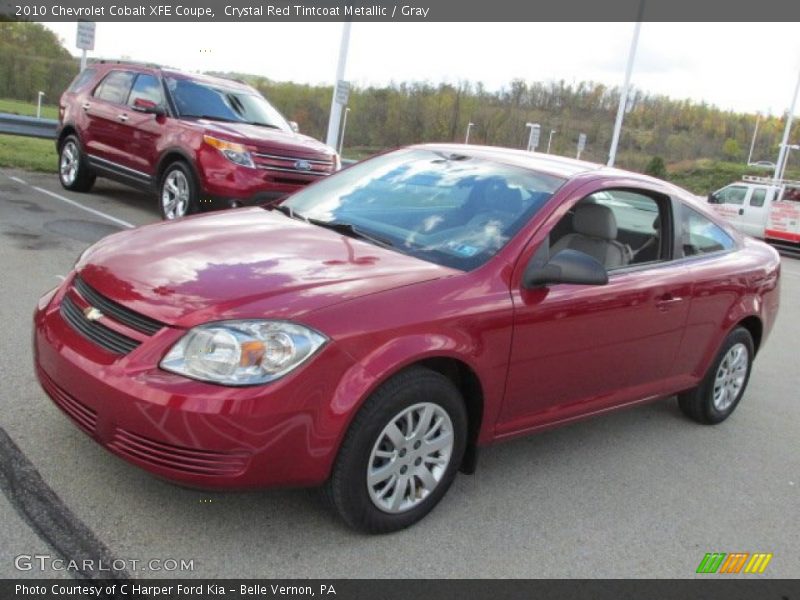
(1, 168), (798, 579)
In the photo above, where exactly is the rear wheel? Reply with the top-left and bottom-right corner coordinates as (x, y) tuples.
(678, 327), (754, 424)
(159, 162), (198, 220)
(323, 367), (467, 533)
(58, 135), (95, 192)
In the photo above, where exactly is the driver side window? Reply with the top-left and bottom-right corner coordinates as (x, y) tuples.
(549, 189), (669, 271)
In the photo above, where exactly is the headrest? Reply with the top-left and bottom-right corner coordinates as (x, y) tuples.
(573, 203), (617, 240)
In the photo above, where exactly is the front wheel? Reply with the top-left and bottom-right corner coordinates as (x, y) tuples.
(678, 327), (754, 424)
(323, 367), (467, 533)
(159, 162), (198, 220)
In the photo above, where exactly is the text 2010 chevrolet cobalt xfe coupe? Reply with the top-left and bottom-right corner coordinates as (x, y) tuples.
(34, 145), (780, 532)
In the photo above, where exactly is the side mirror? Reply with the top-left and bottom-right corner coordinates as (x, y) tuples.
(289, 120), (300, 133)
(707, 192), (720, 204)
(523, 249), (609, 288)
(132, 97), (165, 116)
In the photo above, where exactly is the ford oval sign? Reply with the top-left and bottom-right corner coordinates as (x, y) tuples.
(294, 160), (312, 171)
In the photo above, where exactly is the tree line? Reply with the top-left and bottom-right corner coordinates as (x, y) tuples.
(1, 21), (797, 172)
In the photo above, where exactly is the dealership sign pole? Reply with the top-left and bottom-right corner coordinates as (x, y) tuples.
(76, 20), (95, 71)
(326, 21), (352, 149)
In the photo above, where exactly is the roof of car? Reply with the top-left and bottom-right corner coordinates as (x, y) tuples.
(414, 143), (671, 188)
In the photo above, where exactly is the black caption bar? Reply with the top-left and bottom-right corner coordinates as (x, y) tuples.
(3, 579), (800, 600)
(1, 0), (800, 21)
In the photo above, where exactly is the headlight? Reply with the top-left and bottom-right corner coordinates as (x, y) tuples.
(203, 135), (255, 168)
(160, 321), (327, 386)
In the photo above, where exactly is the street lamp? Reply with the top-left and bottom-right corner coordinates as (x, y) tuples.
(338, 107), (350, 155)
(546, 129), (557, 154)
(36, 91), (45, 119)
(608, 6), (644, 167)
(525, 122), (541, 152)
(465, 122), (475, 144)
(778, 143), (799, 181)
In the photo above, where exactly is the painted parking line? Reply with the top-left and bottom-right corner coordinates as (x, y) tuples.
(31, 186), (134, 229)
(3, 172), (135, 230)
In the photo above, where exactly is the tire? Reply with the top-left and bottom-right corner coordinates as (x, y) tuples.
(678, 327), (754, 425)
(322, 366), (468, 533)
(58, 135), (95, 192)
(158, 161), (198, 220)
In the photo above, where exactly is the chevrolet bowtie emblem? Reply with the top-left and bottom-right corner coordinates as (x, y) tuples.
(83, 306), (103, 321)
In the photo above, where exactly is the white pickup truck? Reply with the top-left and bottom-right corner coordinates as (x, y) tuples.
(706, 175), (800, 248)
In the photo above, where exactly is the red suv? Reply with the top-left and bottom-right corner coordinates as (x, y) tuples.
(57, 61), (339, 219)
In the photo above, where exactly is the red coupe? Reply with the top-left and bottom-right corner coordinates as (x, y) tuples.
(33, 145), (781, 532)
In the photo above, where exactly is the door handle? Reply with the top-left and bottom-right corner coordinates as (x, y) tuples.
(738, 208), (744, 215)
(655, 294), (683, 310)
(81, 102), (91, 111)
(118, 113), (129, 122)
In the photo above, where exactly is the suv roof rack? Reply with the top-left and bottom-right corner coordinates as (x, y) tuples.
(742, 174), (800, 188)
(89, 58), (163, 69)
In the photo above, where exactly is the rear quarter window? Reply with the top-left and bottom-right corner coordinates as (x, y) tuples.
(67, 68), (97, 93)
(680, 204), (735, 257)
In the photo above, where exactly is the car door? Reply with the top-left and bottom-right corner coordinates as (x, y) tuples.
(83, 70), (136, 170)
(737, 186), (769, 238)
(708, 184), (749, 232)
(497, 186), (692, 437)
(118, 72), (166, 182)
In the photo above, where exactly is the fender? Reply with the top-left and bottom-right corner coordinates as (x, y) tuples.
(155, 146), (201, 185)
(691, 294), (762, 381)
(328, 332), (501, 447)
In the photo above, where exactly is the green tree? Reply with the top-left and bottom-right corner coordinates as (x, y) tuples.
(645, 156), (667, 179)
(722, 138), (742, 161)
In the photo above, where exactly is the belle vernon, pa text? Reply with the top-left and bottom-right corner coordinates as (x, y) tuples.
(16, 584), (338, 597)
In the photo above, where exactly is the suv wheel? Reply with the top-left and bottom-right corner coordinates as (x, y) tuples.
(58, 135), (95, 192)
(322, 367), (467, 533)
(159, 162), (198, 220)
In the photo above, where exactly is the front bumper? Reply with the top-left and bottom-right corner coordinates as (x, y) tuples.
(32, 277), (356, 489)
(196, 146), (331, 209)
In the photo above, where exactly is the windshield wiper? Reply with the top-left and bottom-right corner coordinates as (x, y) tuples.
(272, 204), (308, 222)
(308, 218), (395, 248)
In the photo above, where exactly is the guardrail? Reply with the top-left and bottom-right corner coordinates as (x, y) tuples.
(0, 113), (58, 139)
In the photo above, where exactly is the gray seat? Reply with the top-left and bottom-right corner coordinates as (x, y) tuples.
(550, 203), (631, 269)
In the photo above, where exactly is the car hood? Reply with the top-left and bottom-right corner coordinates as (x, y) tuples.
(201, 120), (335, 159)
(76, 209), (455, 328)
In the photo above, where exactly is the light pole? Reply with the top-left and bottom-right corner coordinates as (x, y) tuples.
(778, 143), (799, 181)
(338, 107), (350, 155)
(525, 122), (541, 152)
(36, 91), (45, 119)
(465, 122), (475, 144)
(546, 129), (557, 154)
(774, 66), (800, 185)
(747, 113), (761, 165)
(325, 21), (352, 149)
(608, 3), (644, 167)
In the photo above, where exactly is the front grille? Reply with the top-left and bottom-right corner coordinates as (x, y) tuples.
(38, 367), (97, 435)
(60, 294), (140, 355)
(109, 428), (250, 476)
(74, 276), (164, 336)
(251, 151), (334, 178)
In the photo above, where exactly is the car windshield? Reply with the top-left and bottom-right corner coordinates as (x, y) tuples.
(280, 149), (564, 270)
(166, 76), (291, 131)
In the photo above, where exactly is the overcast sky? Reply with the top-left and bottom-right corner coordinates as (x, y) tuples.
(42, 22), (800, 116)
